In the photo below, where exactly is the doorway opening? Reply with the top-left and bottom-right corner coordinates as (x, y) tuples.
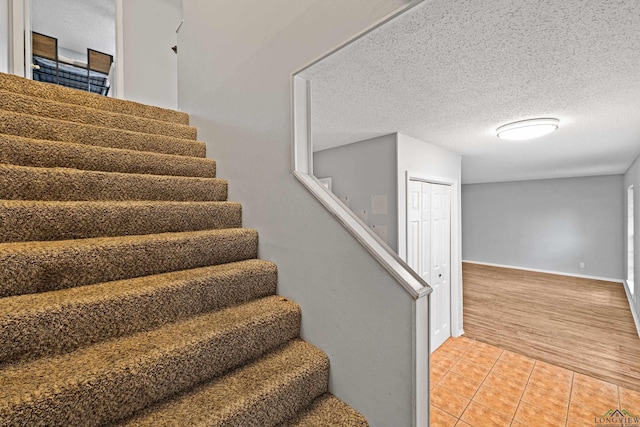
(27, 0), (117, 96)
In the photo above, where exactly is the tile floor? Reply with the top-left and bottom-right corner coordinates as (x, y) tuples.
(431, 336), (640, 426)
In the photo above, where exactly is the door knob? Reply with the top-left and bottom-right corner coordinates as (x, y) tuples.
(439, 274), (442, 277)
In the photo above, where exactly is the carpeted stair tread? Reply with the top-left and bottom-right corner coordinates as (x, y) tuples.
(0, 296), (300, 427)
(0, 260), (277, 363)
(0, 71), (189, 124)
(0, 133), (216, 178)
(0, 73), (368, 425)
(278, 394), (369, 427)
(0, 110), (205, 157)
(0, 89), (197, 139)
(0, 164), (227, 202)
(0, 200), (241, 242)
(0, 228), (258, 297)
(116, 339), (328, 427)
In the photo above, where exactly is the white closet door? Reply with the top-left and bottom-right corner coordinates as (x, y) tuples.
(407, 180), (451, 352)
(430, 183), (451, 351)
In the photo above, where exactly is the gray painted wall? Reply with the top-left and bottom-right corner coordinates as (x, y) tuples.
(314, 134), (398, 252)
(624, 154), (640, 325)
(0, 0), (8, 73)
(462, 175), (624, 280)
(123, 0), (181, 109)
(178, 1), (416, 425)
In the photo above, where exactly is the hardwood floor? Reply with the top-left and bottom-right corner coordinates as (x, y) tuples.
(463, 262), (640, 392)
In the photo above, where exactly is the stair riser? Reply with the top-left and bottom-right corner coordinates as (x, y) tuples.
(0, 201), (241, 242)
(0, 89), (197, 139)
(0, 261), (277, 363)
(0, 229), (258, 297)
(0, 307), (301, 427)
(278, 394), (370, 426)
(0, 134), (216, 178)
(0, 72), (189, 124)
(0, 165), (227, 202)
(113, 340), (328, 427)
(0, 111), (205, 157)
(219, 364), (328, 427)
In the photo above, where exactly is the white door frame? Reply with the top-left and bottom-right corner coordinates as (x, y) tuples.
(114, 0), (124, 99)
(8, 0), (25, 76)
(8, 0), (125, 99)
(406, 171), (463, 339)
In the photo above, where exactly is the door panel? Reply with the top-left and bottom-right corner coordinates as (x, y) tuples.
(407, 179), (452, 352)
(420, 182), (431, 283)
(430, 183), (451, 351)
(407, 180), (422, 272)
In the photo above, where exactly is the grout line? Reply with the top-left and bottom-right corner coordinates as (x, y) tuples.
(509, 359), (536, 426)
(433, 338), (491, 423)
(462, 344), (507, 423)
(431, 338), (475, 420)
(445, 340), (475, 420)
(565, 372), (575, 427)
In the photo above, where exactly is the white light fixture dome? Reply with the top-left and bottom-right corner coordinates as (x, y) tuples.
(496, 118), (559, 141)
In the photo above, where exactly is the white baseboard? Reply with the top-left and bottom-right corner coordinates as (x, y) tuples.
(623, 281), (640, 338)
(462, 260), (624, 284)
(454, 328), (465, 338)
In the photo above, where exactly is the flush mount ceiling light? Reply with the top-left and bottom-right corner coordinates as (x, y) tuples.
(496, 118), (559, 141)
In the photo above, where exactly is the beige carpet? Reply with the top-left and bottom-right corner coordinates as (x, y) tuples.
(0, 72), (367, 426)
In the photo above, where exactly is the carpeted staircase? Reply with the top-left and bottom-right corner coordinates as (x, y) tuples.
(0, 72), (368, 426)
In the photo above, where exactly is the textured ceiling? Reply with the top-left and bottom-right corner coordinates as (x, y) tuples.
(32, 0), (115, 57)
(301, 0), (640, 184)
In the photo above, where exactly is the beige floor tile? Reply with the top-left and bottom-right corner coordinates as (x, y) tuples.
(527, 368), (573, 398)
(497, 350), (535, 372)
(462, 350), (501, 370)
(431, 338), (637, 427)
(570, 373), (619, 410)
(460, 401), (512, 427)
(532, 360), (573, 382)
(431, 384), (471, 418)
(472, 383), (520, 418)
(451, 358), (491, 383)
(432, 369), (446, 388)
(521, 383), (570, 415)
(567, 400), (614, 427)
(469, 341), (503, 358)
(482, 371), (527, 398)
(431, 405), (458, 427)
(439, 370), (483, 399)
(490, 359), (532, 384)
(437, 336), (475, 356)
(432, 357), (451, 386)
(433, 351), (460, 371)
(619, 387), (640, 413)
(513, 401), (566, 427)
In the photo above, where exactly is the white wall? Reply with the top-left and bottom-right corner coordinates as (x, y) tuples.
(396, 132), (463, 334)
(178, 1), (416, 425)
(123, 0), (181, 109)
(624, 154), (640, 332)
(314, 134), (398, 251)
(462, 175), (624, 280)
(0, 0), (8, 73)
(58, 47), (85, 63)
